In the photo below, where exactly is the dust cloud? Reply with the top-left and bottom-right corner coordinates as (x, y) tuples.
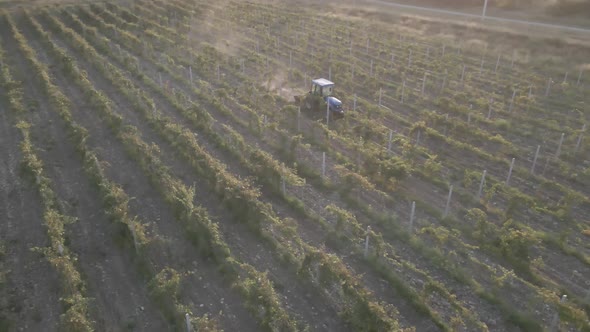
(264, 71), (306, 102)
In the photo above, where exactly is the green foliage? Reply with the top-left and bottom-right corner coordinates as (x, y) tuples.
(149, 267), (181, 301)
(466, 209), (490, 238)
(499, 220), (539, 265)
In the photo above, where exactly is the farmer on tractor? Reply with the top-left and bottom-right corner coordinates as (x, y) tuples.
(295, 78), (344, 118)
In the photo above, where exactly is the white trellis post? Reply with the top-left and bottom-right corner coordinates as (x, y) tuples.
(189, 66), (193, 84)
(416, 130), (421, 145)
(494, 54), (501, 73)
(185, 313), (192, 332)
(479, 56), (485, 77)
(130, 225), (139, 254)
(563, 72), (568, 84)
(551, 295), (567, 332)
(443, 185), (453, 218)
(217, 64), (220, 81)
(364, 226), (371, 258)
(506, 158), (515, 185)
(370, 59), (374, 77)
(442, 44), (446, 57)
(378, 87), (383, 106)
(401, 79), (406, 104)
(577, 69), (583, 86)
(387, 129), (393, 153)
(575, 124), (586, 153)
(531, 145), (541, 174)
(487, 99), (493, 119)
(409, 201), (416, 233)
(555, 133), (565, 158)
(529, 85), (533, 98)
(477, 170), (487, 200)
(391, 52), (395, 65)
(545, 77), (552, 96)
(421, 72), (427, 96)
(482, 0), (489, 19)
(509, 90), (516, 112)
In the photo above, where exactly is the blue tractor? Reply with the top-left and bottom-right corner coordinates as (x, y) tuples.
(295, 78), (344, 119)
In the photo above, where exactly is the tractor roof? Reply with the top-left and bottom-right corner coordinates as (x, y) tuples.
(312, 78), (334, 87)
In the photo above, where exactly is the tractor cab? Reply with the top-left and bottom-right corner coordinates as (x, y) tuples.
(310, 78), (334, 97)
(298, 78), (344, 117)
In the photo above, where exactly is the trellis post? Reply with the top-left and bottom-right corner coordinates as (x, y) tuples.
(443, 185), (453, 218)
(185, 313), (192, 332)
(509, 90), (516, 112)
(575, 124), (586, 153)
(506, 158), (515, 185)
(477, 170), (487, 200)
(401, 79), (406, 104)
(388, 129), (393, 153)
(364, 226), (371, 258)
(555, 133), (565, 158)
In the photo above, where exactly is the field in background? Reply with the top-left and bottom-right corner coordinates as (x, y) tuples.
(0, 0), (589, 331)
